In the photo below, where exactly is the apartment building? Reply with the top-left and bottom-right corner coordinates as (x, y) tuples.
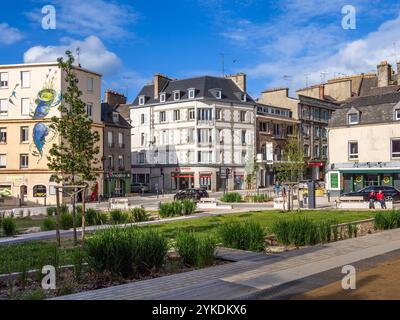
(131, 73), (256, 192)
(102, 91), (132, 197)
(0, 62), (104, 206)
(256, 103), (299, 187)
(327, 91), (400, 197)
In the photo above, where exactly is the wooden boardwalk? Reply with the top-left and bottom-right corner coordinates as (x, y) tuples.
(54, 228), (400, 300)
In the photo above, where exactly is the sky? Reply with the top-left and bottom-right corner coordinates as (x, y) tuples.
(1, 0), (400, 101)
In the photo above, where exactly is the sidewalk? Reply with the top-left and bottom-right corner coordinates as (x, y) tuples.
(54, 228), (400, 300)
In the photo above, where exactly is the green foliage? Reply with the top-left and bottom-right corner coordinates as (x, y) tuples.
(71, 248), (85, 280)
(46, 207), (56, 217)
(47, 51), (101, 185)
(275, 135), (305, 184)
(19, 289), (46, 301)
(42, 217), (56, 231)
(110, 209), (129, 225)
(181, 199), (196, 215)
(84, 227), (168, 277)
(60, 212), (74, 230)
(176, 231), (216, 267)
(374, 210), (400, 230)
(221, 192), (243, 203)
(86, 208), (107, 226)
(244, 194), (272, 203)
(131, 207), (149, 223)
(218, 221), (265, 252)
(271, 217), (339, 246)
(2, 217), (17, 237)
(159, 202), (183, 218)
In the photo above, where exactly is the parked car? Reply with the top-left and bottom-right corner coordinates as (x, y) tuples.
(341, 186), (400, 201)
(174, 188), (209, 201)
(131, 183), (150, 193)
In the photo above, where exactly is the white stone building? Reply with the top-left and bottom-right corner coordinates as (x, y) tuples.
(131, 73), (257, 192)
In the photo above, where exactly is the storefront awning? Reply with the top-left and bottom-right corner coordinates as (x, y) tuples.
(340, 169), (400, 174)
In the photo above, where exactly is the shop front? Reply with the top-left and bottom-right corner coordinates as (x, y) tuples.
(104, 172), (131, 197)
(342, 171), (400, 193)
(172, 172), (195, 190)
(199, 172), (212, 191)
(234, 170), (245, 190)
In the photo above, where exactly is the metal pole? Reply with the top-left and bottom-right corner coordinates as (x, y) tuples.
(81, 186), (86, 242)
(55, 188), (61, 247)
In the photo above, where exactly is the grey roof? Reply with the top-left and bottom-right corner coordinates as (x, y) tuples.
(101, 103), (132, 129)
(132, 76), (256, 106)
(329, 91), (400, 127)
(298, 95), (340, 110)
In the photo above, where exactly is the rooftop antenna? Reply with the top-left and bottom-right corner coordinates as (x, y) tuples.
(282, 75), (292, 87)
(76, 47), (81, 67)
(304, 73), (310, 88)
(320, 72), (329, 84)
(123, 76), (133, 99)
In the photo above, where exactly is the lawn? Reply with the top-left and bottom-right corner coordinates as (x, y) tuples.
(0, 210), (376, 274)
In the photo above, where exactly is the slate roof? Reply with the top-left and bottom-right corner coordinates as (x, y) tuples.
(101, 103), (132, 129)
(329, 91), (400, 128)
(132, 76), (256, 106)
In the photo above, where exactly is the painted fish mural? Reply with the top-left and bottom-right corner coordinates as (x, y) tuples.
(33, 122), (50, 158)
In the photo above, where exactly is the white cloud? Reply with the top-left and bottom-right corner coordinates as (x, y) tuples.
(27, 0), (138, 40)
(0, 23), (23, 45)
(23, 36), (122, 76)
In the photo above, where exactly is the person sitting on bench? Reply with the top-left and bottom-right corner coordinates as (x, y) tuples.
(376, 190), (387, 209)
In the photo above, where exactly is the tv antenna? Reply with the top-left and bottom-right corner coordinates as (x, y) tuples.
(122, 76), (133, 99)
(320, 72), (329, 84)
(76, 47), (81, 67)
(282, 75), (292, 87)
(304, 73), (310, 88)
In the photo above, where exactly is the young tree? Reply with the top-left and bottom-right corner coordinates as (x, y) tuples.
(275, 135), (305, 211)
(47, 51), (101, 244)
(245, 145), (259, 191)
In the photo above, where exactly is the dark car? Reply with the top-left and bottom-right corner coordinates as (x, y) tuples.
(341, 186), (400, 201)
(174, 188), (209, 201)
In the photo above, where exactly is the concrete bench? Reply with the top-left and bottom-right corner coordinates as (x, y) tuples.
(109, 198), (129, 210)
(199, 198), (217, 203)
(336, 197), (393, 209)
(197, 198), (232, 210)
(339, 196), (364, 202)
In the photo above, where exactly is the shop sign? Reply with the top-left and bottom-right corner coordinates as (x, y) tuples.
(327, 172), (341, 191)
(108, 172), (131, 179)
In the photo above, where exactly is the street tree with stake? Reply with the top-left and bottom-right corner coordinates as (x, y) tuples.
(274, 135), (305, 211)
(47, 51), (101, 245)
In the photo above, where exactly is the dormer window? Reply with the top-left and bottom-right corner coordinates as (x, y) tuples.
(188, 89), (195, 99)
(241, 93), (247, 102)
(348, 113), (359, 125)
(160, 92), (166, 103)
(174, 91), (181, 101)
(113, 112), (119, 123)
(216, 90), (222, 99)
(139, 95), (145, 106)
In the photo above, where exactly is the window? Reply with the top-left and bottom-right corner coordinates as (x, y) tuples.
(315, 126), (321, 138)
(241, 151), (247, 164)
(87, 77), (94, 92)
(273, 124), (281, 137)
(112, 112), (119, 123)
(21, 71), (30, 88)
(21, 98), (30, 115)
(0, 73), (8, 88)
(188, 150), (195, 163)
(314, 145), (320, 158)
(314, 108), (321, 120)
(198, 129), (212, 143)
(160, 93), (166, 103)
(0, 99), (8, 116)
(322, 145), (328, 158)
(395, 109), (400, 121)
(304, 145), (310, 157)
(392, 139), (400, 159)
(173, 110), (180, 121)
(198, 109), (212, 121)
(241, 130), (246, 144)
(0, 128), (6, 143)
(322, 128), (328, 139)
(216, 109), (222, 120)
(139, 152), (146, 164)
(140, 114), (145, 124)
(160, 111), (166, 122)
(0, 154), (6, 168)
(323, 110), (329, 121)
(20, 154), (29, 169)
(108, 156), (114, 169)
(107, 131), (113, 147)
(240, 111), (246, 122)
(141, 133), (145, 146)
(86, 103), (93, 118)
(302, 124), (310, 136)
(241, 93), (247, 102)
(161, 130), (169, 145)
(188, 128), (195, 143)
(188, 109), (195, 120)
(139, 95), (145, 106)
(215, 90), (222, 99)
(33, 185), (46, 198)
(21, 127), (29, 143)
(349, 141), (359, 160)
(118, 155), (124, 169)
(198, 151), (213, 163)
(348, 113), (359, 125)
(174, 91), (181, 101)
(188, 89), (195, 99)
(259, 122), (268, 132)
(118, 132), (124, 148)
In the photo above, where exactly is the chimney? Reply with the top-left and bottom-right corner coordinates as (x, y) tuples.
(377, 61), (392, 87)
(153, 73), (170, 99)
(225, 73), (247, 92)
(319, 85), (325, 100)
(397, 62), (400, 84)
(105, 90), (127, 107)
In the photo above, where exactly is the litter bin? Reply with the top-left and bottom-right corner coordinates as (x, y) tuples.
(307, 181), (316, 209)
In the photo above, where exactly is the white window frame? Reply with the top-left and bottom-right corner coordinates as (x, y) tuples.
(139, 95), (145, 106)
(21, 98), (30, 116)
(0, 99), (8, 116)
(108, 131), (113, 147)
(348, 141), (359, 160)
(86, 103), (93, 118)
(0, 154), (6, 168)
(173, 91), (181, 101)
(20, 154), (29, 169)
(21, 71), (30, 88)
(141, 114), (145, 124)
(118, 132), (124, 147)
(215, 90), (222, 99)
(0, 73), (8, 89)
(188, 109), (195, 120)
(173, 110), (180, 121)
(395, 109), (400, 121)
(87, 77), (94, 93)
(348, 113), (359, 125)
(21, 127), (29, 143)
(0, 128), (6, 143)
(112, 112), (119, 123)
(391, 138), (400, 159)
(188, 89), (195, 99)
(160, 93), (166, 103)
(160, 111), (167, 123)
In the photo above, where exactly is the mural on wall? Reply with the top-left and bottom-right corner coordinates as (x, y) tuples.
(29, 69), (61, 162)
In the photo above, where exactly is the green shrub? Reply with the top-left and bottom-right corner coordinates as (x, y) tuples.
(159, 202), (182, 218)
(42, 217), (56, 231)
(181, 199), (196, 215)
(221, 192), (243, 203)
(46, 207), (56, 217)
(2, 217), (17, 237)
(374, 211), (400, 230)
(86, 208), (107, 226)
(176, 231), (216, 267)
(60, 212), (73, 230)
(60, 204), (69, 215)
(20, 289), (46, 301)
(131, 208), (149, 223)
(85, 227), (168, 277)
(110, 209), (129, 225)
(218, 221), (265, 252)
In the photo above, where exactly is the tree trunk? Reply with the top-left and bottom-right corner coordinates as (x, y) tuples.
(81, 187), (86, 242)
(72, 176), (77, 246)
(55, 187), (61, 247)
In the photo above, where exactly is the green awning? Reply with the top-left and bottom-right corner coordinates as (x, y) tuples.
(340, 169), (400, 174)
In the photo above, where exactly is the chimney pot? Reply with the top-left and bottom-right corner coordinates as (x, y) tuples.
(377, 61), (392, 87)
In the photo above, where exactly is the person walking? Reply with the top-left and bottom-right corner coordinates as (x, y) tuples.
(274, 181), (281, 197)
(376, 190), (387, 209)
(368, 189), (376, 210)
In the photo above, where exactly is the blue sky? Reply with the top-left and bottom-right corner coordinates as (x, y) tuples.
(1, 0), (400, 101)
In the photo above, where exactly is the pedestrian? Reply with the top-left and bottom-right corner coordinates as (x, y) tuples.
(368, 189), (376, 210)
(376, 190), (387, 209)
(282, 186), (287, 210)
(275, 181), (281, 197)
